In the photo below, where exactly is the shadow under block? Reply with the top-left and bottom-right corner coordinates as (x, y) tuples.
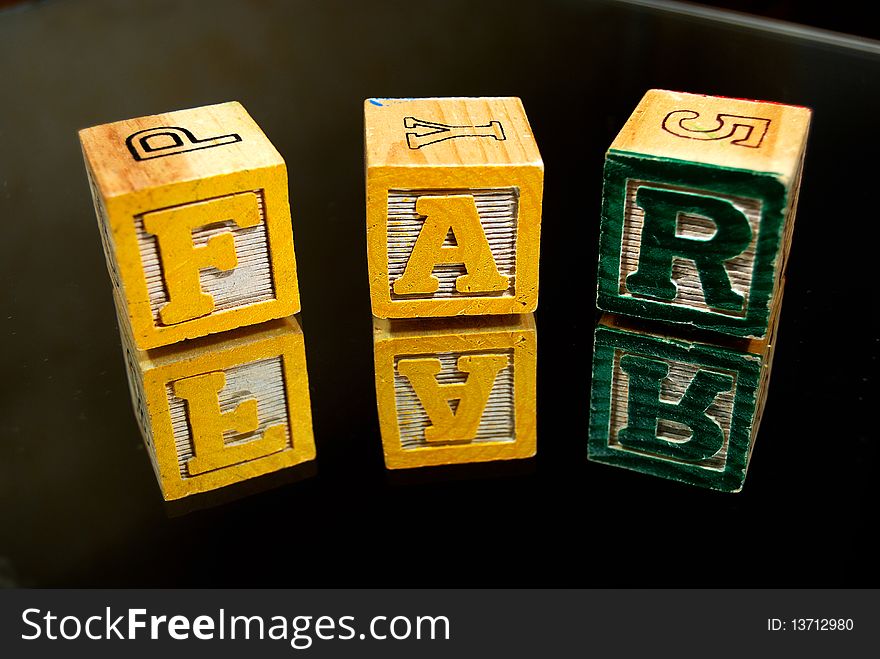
(588, 314), (779, 493)
(120, 316), (315, 500)
(80, 101), (300, 350)
(373, 315), (537, 469)
(597, 89), (811, 339)
(365, 97), (543, 318)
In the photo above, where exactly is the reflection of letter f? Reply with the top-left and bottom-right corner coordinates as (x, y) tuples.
(173, 371), (287, 475)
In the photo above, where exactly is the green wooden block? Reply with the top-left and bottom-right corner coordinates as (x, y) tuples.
(588, 318), (776, 492)
(596, 90), (810, 339)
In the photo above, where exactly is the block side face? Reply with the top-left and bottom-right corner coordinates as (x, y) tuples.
(105, 165), (297, 349)
(83, 152), (133, 327)
(79, 101), (283, 199)
(364, 97), (542, 169)
(588, 326), (761, 492)
(374, 320), (537, 469)
(610, 89), (811, 185)
(597, 153), (787, 338)
(120, 326), (161, 486)
(367, 164), (542, 318)
(142, 326), (314, 500)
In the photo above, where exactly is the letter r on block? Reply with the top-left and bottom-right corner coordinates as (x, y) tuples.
(626, 187), (752, 312)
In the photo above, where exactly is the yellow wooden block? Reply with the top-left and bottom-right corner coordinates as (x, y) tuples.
(120, 315), (315, 500)
(80, 101), (300, 349)
(373, 314), (537, 469)
(365, 97), (543, 318)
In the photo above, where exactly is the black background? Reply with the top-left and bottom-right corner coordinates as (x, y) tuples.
(0, 0), (876, 587)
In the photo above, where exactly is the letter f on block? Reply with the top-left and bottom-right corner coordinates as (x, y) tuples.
(393, 195), (509, 295)
(143, 192), (262, 325)
(626, 187), (752, 312)
(398, 354), (508, 442)
(617, 354), (732, 461)
(172, 370), (287, 475)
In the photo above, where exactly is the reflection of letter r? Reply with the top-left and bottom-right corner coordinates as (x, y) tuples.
(618, 354), (732, 462)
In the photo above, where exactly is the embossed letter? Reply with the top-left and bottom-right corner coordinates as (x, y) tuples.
(173, 370), (287, 475)
(143, 192), (261, 325)
(393, 195), (509, 296)
(398, 354), (508, 442)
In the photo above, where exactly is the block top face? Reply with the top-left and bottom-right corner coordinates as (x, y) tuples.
(79, 101), (284, 198)
(610, 89), (811, 185)
(364, 97), (542, 169)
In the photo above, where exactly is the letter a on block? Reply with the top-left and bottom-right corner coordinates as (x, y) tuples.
(392, 195), (509, 295)
(172, 371), (287, 475)
(398, 354), (508, 442)
(617, 354), (733, 462)
(626, 187), (752, 312)
(142, 192), (262, 325)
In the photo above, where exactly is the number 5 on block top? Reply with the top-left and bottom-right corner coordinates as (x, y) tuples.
(597, 90), (811, 339)
(365, 97), (544, 318)
(79, 102), (300, 350)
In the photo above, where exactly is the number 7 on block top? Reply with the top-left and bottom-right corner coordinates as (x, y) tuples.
(597, 90), (811, 339)
(364, 97), (544, 319)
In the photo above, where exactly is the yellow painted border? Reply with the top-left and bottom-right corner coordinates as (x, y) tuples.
(367, 165), (542, 318)
(373, 315), (537, 468)
(107, 164), (300, 349)
(141, 317), (315, 500)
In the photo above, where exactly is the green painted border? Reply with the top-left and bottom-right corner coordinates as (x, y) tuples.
(597, 151), (788, 339)
(587, 325), (762, 492)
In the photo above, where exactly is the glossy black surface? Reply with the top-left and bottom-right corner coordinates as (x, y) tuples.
(0, 0), (876, 587)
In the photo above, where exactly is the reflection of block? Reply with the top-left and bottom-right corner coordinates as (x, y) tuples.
(121, 316), (315, 500)
(80, 102), (300, 349)
(365, 97), (543, 318)
(373, 314), (537, 468)
(597, 90), (810, 338)
(588, 312), (779, 492)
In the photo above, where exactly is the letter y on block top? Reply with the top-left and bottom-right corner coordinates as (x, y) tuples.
(596, 90), (811, 339)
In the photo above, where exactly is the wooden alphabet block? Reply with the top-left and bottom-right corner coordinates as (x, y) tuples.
(120, 316), (315, 500)
(373, 314), (537, 468)
(365, 97), (543, 318)
(597, 90), (810, 339)
(80, 102), (300, 349)
(588, 311), (779, 492)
